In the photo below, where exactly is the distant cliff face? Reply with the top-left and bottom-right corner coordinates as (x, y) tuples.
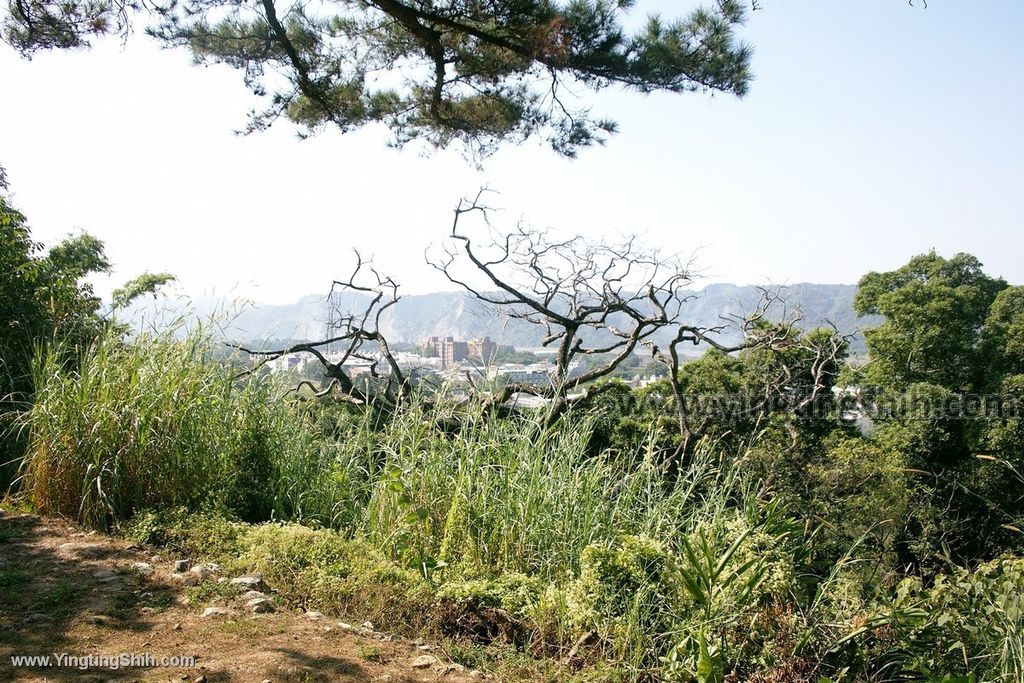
(124, 284), (880, 353)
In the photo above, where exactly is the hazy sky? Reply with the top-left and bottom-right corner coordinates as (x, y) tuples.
(2, 1), (1022, 304)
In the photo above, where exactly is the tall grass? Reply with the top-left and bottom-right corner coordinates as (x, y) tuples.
(21, 324), (754, 580)
(22, 325), (299, 527)
(22, 325), (1024, 681)
(353, 404), (749, 579)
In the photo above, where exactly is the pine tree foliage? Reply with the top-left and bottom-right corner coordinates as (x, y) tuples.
(3, 0), (753, 158)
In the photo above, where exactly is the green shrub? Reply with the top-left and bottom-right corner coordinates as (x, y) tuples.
(808, 435), (909, 570)
(568, 535), (685, 671)
(438, 573), (543, 617)
(233, 523), (433, 632)
(435, 573), (545, 645)
(123, 508), (244, 558)
(912, 557), (1024, 681)
(223, 398), (279, 523)
(829, 557), (1024, 682)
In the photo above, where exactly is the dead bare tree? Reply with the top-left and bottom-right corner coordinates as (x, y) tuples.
(233, 251), (410, 409)
(428, 190), (694, 425)
(234, 200), (849, 449)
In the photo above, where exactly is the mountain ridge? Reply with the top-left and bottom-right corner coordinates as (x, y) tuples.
(125, 283), (878, 353)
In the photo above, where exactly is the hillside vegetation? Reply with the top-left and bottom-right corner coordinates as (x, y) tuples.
(4, 180), (1024, 682)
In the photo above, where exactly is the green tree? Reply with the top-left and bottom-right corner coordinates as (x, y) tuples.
(853, 253), (1024, 565)
(111, 272), (177, 310)
(3, 0), (753, 158)
(873, 382), (971, 471)
(0, 167), (42, 411)
(854, 251), (1007, 393)
(1, 188), (106, 487)
(806, 435), (909, 572)
(975, 374), (1024, 549)
(636, 349), (752, 449)
(0, 167), (175, 490)
(982, 286), (1024, 379)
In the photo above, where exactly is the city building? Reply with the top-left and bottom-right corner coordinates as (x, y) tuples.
(423, 336), (443, 358)
(442, 339), (468, 368)
(266, 355), (308, 374)
(491, 363), (552, 386)
(468, 336), (497, 364)
(424, 335), (470, 368)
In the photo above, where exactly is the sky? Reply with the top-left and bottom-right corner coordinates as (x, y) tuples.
(1, 0), (1022, 304)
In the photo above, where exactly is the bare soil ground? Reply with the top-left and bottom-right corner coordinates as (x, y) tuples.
(0, 508), (487, 682)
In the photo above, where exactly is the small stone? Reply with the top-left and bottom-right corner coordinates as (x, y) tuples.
(189, 563), (219, 579)
(194, 675), (207, 683)
(169, 571), (199, 586)
(201, 607), (228, 618)
(92, 569), (115, 579)
(247, 597), (274, 614)
(469, 670), (486, 679)
(173, 623), (182, 631)
(410, 654), (437, 669)
(174, 559), (190, 572)
(241, 590), (266, 601)
(132, 562), (155, 575)
(229, 574), (266, 590)
(26, 613), (50, 622)
(417, 644), (433, 651)
(338, 622), (354, 630)
(443, 664), (466, 673)
(323, 626), (333, 633)
(360, 620), (375, 631)
(305, 610), (324, 620)
(150, 555), (161, 563)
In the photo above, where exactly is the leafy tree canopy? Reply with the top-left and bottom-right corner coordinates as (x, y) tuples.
(983, 286), (1024, 378)
(2, 193), (108, 387)
(853, 253), (1024, 565)
(112, 271), (177, 310)
(1, 167), (177, 397)
(1, 172), (41, 379)
(854, 251), (1007, 392)
(2, 0), (753, 158)
(1, 165), (179, 487)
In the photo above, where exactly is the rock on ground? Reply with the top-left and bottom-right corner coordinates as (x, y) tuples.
(410, 654), (438, 669)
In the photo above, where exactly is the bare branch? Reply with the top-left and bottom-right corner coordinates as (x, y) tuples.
(428, 192), (693, 425)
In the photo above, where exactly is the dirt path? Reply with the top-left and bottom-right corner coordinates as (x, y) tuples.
(0, 508), (487, 682)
